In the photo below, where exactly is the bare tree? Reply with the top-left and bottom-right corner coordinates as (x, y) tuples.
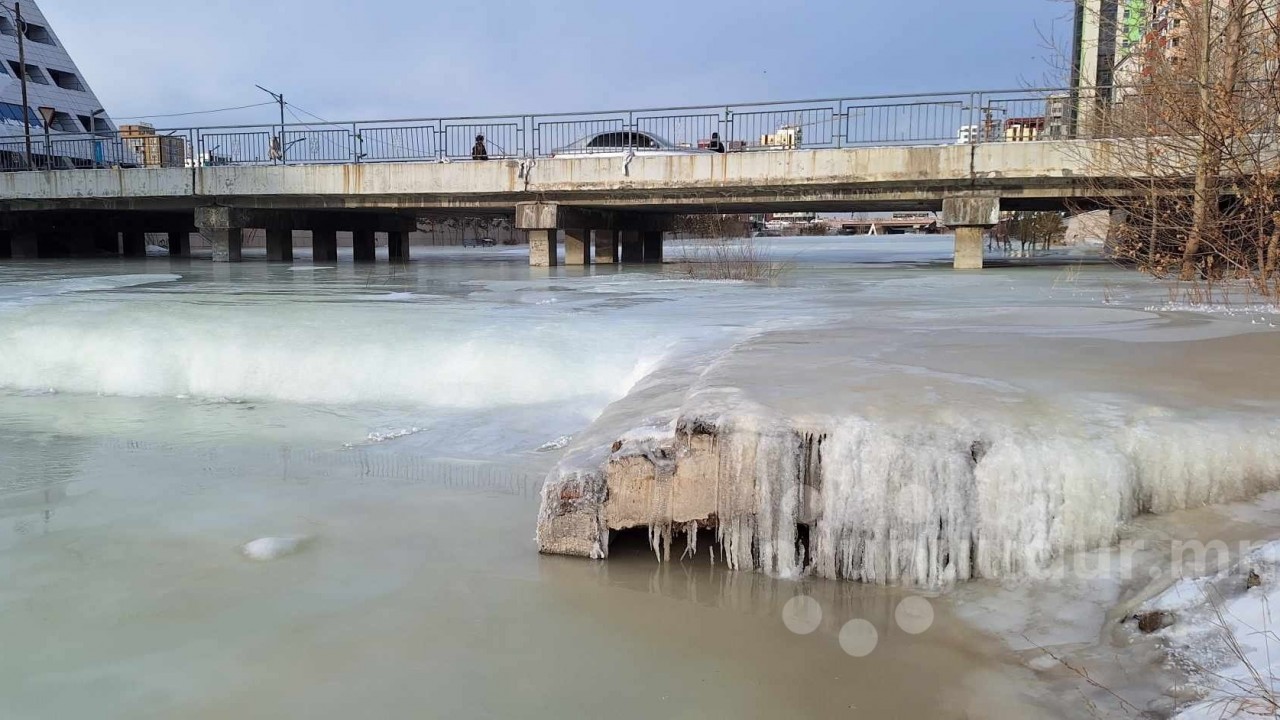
(671, 214), (789, 280)
(1081, 0), (1280, 298)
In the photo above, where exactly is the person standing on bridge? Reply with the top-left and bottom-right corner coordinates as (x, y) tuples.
(472, 134), (489, 161)
(708, 132), (726, 153)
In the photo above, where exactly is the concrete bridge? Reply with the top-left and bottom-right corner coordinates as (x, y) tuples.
(0, 137), (1114, 269)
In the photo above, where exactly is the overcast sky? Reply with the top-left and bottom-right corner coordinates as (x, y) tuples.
(41, 0), (1070, 126)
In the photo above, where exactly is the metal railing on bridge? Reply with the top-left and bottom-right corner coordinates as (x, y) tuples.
(0, 86), (1105, 172)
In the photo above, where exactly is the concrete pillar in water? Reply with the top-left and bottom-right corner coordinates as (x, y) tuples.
(11, 232), (37, 259)
(564, 228), (590, 266)
(953, 227), (985, 270)
(353, 229), (376, 262)
(197, 207), (246, 263)
(0, 231), (9, 259)
(167, 231), (190, 257)
(206, 228), (243, 262)
(620, 230), (644, 263)
(312, 228), (338, 262)
(94, 230), (119, 255)
(528, 229), (558, 267)
(941, 196), (1000, 270)
(122, 231), (147, 258)
(594, 230), (618, 264)
(266, 227), (293, 262)
(387, 230), (410, 263)
(516, 202), (565, 267)
(642, 231), (664, 263)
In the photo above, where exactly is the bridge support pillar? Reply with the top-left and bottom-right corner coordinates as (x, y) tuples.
(564, 229), (590, 266)
(197, 207), (250, 262)
(642, 231), (664, 263)
(12, 232), (37, 259)
(167, 231), (190, 257)
(0, 231), (9, 259)
(206, 228), (243, 262)
(954, 227), (985, 270)
(353, 230), (376, 262)
(94, 230), (119, 255)
(594, 230), (617, 264)
(942, 196), (1000, 270)
(528, 230), (558, 267)
(122, 232), (147, 258)
(312, 228), (338, 262)
(620, 231), (644, 263)
(387, 231), (410, 263)
(266, 227), (293, 262)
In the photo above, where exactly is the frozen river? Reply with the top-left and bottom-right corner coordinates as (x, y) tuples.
(3, 237), (1279, 718)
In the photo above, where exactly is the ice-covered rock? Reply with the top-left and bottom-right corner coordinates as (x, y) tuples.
(241, 537), (307, 561)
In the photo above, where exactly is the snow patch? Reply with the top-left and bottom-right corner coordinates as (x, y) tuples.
(1138, 540), (1280, 717)
(241, 537), (308, 561)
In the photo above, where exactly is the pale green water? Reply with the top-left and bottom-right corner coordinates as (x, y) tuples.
(0, 238), (1268, 718)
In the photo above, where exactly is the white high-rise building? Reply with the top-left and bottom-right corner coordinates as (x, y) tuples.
(0, 0), (117, 167)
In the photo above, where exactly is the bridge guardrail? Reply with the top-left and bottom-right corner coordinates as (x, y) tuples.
(0, 86), (1107, 172)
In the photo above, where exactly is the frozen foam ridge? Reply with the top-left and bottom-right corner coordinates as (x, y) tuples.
(0, 299), (656, 408)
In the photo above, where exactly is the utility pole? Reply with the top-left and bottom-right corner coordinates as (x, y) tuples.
(14, 2), (30, 168)
(255, 85), (286, 164)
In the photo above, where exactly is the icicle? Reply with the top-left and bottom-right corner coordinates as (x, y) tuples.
(681, 521), (699, 560)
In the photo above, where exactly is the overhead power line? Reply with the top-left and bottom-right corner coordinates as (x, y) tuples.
(113, 102), (277, 121)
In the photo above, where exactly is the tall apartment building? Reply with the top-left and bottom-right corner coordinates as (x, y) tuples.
(0, 0), (117, 167)
(1071, 0), (1184, 134)
(1072, 1), (1157, 95)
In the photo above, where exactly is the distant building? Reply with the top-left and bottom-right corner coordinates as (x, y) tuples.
(1044, 94), (1070, 140)
(760, 125), (803, 150)
(955, 125), (979, 144)
(0, 0), (119, 168)
(1003, 117), (1045, 142)
(119, 124), (186, 168)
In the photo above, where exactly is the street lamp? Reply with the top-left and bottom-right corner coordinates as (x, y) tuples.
(255, 84), (287, 164)
(0, 1), (31, 168)
(89, 107), (106, 134)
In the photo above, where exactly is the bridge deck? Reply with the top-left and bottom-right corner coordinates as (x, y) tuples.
(0, 140), (1111, 215)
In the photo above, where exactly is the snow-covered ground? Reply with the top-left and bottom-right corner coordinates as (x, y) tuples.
(1139, 540), (1280, 717)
